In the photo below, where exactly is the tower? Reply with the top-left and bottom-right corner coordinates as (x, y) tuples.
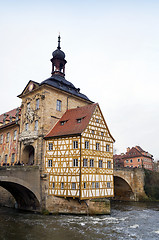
(50, 35), (67, 77)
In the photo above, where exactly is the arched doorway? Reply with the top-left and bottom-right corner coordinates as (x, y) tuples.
(114, 176), (135, 201)
(22, 145), (34, 165)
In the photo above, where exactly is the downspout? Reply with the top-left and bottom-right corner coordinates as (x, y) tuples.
(79, 135), (82, 200)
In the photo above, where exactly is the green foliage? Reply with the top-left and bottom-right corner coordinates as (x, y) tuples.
(144, 169), (159, 200)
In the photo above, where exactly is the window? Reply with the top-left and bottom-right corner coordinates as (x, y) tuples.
(60, 120), (67, 125)
(106, 144), (110, 152)
(36, 99), (39, 110)
(52, 182), (55, 189)
(107, 182), (111, 188)
(130, 159), (133, 163)
(27, 102), (30, 111)
(138, 159), (140, 162)
(5, 154), (7, 163)
(25, 123), (29, 131)
(13, 130), (17, 140)
(90, 159), (94, 167)
(101, 132), (104, 136)
(83, 159), (88, 167)
(11, 153), (15, 163)
(56, 100), (61, 111)
(92, 130), (94, 134)
(84, 182), (86, 189)
(48, 159), (52, 167)
(61, 182), (64, 189)
(73, 141), (78, 149)
(72, 183), (76, 190)
(85, 141), (89, 149)
(49, 143), (53, 150)
(99, 160), (103, 168)
(77, 118), (81, 123)
(96, 182), (99, 188)
(96, 142), (100, 151)
(0, 135), (3, 144)
(35, 120), (38, 131)
(73, 159), (78, 167)
(126, 160), (129, 163)
(96, 119), (99, 123)
(92, 182), (95, 189)
(107, 161), (111, 169)
(6, 132), (10, 142)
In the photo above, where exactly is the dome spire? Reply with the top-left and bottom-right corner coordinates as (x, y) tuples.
(57, 35), (61, 50)
(50, 35), (67, 77)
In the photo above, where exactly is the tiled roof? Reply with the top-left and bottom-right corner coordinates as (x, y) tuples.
(45, 103), (98, 138)
(0, 108), (21, 126)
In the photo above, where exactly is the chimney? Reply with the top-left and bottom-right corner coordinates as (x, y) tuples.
(127, 147), (130, 153)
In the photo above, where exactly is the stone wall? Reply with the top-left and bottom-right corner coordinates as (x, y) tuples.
(46, 195), (110, 215)
(0, 186), (15, 207)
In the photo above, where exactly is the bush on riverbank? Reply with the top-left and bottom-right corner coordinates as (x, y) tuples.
(144, 169), (159, 200)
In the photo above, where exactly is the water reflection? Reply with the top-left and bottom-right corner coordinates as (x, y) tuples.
(0, 202), (159, 240)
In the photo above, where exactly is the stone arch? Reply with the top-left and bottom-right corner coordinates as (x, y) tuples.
(22, 145), (35, 165)
(113, 176), (135, 201)
(0, 176), (41, 211)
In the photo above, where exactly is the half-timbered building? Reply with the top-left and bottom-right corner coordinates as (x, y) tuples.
(44, 103), (114, 199)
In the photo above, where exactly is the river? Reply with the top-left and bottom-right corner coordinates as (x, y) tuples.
(0, 201), (159, 240)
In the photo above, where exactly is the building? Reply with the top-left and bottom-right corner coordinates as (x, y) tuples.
(0, 36), (115, 213)
(114, 146), (154, 170)
(44, 103), (114, 200)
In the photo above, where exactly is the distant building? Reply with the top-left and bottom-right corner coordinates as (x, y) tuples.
(114, 146), (154, 170)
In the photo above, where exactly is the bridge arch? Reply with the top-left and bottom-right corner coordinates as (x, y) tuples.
(114, 176), (135, 201)
(0, 176), (41, 211)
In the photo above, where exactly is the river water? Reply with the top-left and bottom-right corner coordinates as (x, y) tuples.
(0, 201), (159, 240)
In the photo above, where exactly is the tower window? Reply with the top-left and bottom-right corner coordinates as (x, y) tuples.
(107, 182), (111, 188)
(25, 123), (29, 131)
(36, 99), (39, 110)
(61, 182), (64, 189)
(35, 120), (38, 131)
(27, 102), (30, 111)
(84, 182), (86, 189)
(52, 182), (55, 189)
(92, 182), (95, 189)
(56, 100), (61, 111)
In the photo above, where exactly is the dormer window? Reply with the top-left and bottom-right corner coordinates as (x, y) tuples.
(77, 117), (85, 123)
(60, 120), (68, 126)
(77, 118), (81, 123)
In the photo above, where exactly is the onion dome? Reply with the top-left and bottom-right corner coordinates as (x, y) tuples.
(52, 35), (65, 60)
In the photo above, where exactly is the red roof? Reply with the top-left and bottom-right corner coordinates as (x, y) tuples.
(45, 103), (98, 138)
(0, 108), (21, 124)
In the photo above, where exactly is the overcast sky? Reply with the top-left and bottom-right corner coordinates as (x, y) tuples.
(0, 0), (159, 160)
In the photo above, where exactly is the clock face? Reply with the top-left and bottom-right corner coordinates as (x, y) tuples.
(29, 83), (34, 91)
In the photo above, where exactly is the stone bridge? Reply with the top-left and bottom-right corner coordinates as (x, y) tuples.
(0, 166), (148, 212)
(0, 166), (41, 211)
(113, 167), (147, 201)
